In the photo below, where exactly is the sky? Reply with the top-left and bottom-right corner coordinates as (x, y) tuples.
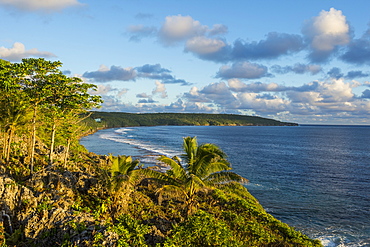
(1, 0), (370, 125)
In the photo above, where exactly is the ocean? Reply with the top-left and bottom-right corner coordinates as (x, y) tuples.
(80, 125), (370, 247)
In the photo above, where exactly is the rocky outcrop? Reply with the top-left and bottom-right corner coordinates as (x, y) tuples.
(0, 166), (105, 246)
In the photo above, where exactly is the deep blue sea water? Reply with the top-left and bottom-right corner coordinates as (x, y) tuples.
(80, 125), (370, 247)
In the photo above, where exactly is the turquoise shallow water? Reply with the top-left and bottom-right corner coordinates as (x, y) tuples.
(80, 125), (370, 247)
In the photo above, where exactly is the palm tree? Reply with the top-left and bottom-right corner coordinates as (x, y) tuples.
(101, 155), (142, 218)
(153, 136), (248, 215)
(109, 155), (141, 192)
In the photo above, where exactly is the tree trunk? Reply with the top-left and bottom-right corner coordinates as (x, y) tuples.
(30, 106), (37, 173)
(63, 138), (71, 167)
(5, 127), (14, 164)
(49, 122), (56, 165)
(1, 128), (7, 160)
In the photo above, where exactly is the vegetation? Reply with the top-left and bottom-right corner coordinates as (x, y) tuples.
(0, 59), (321, 246)
(146, 137), (248, 216)
(0, 58), (102, 172)
(84, 111), (298, 130)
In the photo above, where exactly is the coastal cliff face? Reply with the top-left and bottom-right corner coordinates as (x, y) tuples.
(0, 166), (100, 246)
(0, 152), (322, 247)
(0, 154), (173, 246)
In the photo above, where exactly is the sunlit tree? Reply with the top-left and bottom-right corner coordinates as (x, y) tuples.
(149, 136), (248, 215)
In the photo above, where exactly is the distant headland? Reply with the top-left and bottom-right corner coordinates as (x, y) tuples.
(85, 111), (298, 129)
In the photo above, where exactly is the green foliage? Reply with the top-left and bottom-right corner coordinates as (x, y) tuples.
(163, 210), (241, 247)
(151, 136), (248, 216)
(105, 214), (150, 247)
(0, 58), (102, 171)
(0, 97), (321, 247)
(36, 198), (53, 212)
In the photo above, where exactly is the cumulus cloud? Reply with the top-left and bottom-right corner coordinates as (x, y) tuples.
(136, 64), (171, 74)
(126, 10), (363, 67)
(89, 84), (128, 98)
(327, 67), (369, 79)
(83, 63), (191, 85)
(271, 63), (322, 75)
(196, 82), (238, 107)
(159, 15), (208, 45)
(341, 28), (370, 65)
(216, 61), (271, 79)
(0, 0), (83, 12)
(231, 32), (305, 61)
(178, 77), (369, 122)
(302, 8), (351, 63)
(185, 36), (228, 60)
(0, 42), (56, 61)
(83, 65), (137, 82)
(138, 98), (157, 104)
(136, 93), (151, 98)
(345, 71), (369, 79)
(361, 89), (370, 99)
(209, 24), (228, 36)
(186, 32), (305, 62)
(228, 80), (286, 93)
(236, 92), (290, 113)
(327, 67), (344, 79)
(152, 81), (168, 98)
(127, 25), (157, 42)
(318, 78), (354, 103)
(136, 64), (191, 85)
(128, 15), (228, 47)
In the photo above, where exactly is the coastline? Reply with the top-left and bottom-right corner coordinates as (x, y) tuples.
(80, 125), (370, 247)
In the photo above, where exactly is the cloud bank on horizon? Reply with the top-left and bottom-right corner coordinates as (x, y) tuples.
(1, 1), (370, 124)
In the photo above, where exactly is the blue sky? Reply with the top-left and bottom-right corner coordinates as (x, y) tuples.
(1, 0), (370, 125)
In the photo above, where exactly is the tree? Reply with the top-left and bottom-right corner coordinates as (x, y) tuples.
(152, 136), (248, 215)
(109, 155), (141, 192)
(99, 155), (142, 218)
(41, 72), (102, 164)
(19, 58), (64, 171)
(19, 58), (102, 167)
(0, 58), (102, 170)
(0, 60), (31, 163)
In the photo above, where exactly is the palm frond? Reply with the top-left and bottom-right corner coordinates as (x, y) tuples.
(182, 136), (198, 166)
(109, 155), (140, 176)
(204, 171), (248, 186)
(138, 167), (182, 187)
(157, 155), (186, 180)
(195, 157), (231, 179)
(156, 184), (188, 200)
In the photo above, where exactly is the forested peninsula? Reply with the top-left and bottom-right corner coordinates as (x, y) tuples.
(85, 111), (298, 129)
(0, 58), (321, 246)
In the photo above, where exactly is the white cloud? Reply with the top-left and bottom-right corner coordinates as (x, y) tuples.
(209, 24), (228, 36)
(159, 15), (208, 45)
(302, 8), (350, 62)
(136, 93), (151, 98)
(287, 91), (323, 104)
(0, 42), (56, 61)
(152, 81), (168, 98)
(185, 36), (226, 55)
(271, 63), (322, 75)
(237, 93), (290, 113)
(216, 61), (270, 79)
(319, 78), (354, 103)
(0, 0), (83, 11)
(83, 65), (137, 82)
(228, 80), (283, 93)
(90, 84), (115, 95)
(90, 84), (128, 98)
